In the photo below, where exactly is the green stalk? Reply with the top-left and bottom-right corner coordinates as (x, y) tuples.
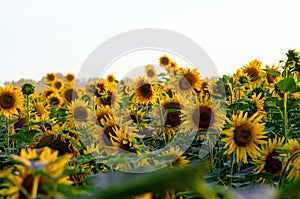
(283, 66), (289, 139)
(229, 152), (234, 188)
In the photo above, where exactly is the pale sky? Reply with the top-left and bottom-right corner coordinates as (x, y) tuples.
(1, 0), (300, 85)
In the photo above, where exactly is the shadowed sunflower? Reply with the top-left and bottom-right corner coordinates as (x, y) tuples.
(242, 59), (264, 84)
(248, 92), (266, 117)
(160, 147), (189, 168)
(0, 147), (72, 198)
(32, 129), (81, 158)
(32, 101), (49, 119)
(144, 64), (157, 80)
(94, 104), (113, 127)
(43, 86), (57, 99)
(52, 78), (64, 91)
(65, 73), (76, 84)
(0, 84), (24, 117)
(183, 94), (225, 132)
(222, 111), (267, 163)
(62, 86), (79, 104)
(11, 115), (28, 135)
(160, 95), (182, 131)
(66, 99), (91, 128)
(254, 137), (285, 178)
(45, 72), (57, 83)
(134, 77), (158, 105)
(96, 89), (120, 108)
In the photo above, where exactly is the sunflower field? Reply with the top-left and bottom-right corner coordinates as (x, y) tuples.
(1, 50), (300, 199)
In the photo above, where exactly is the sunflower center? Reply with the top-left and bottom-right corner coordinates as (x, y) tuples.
(179, 74), (195, 91)
(0, 94), (15, 109)
(163, 102), (181, 128)
(147, 70), (155, 78)
(138, 83), (153, 98)
(160, 57), (170, 65)
(73, 106), (88, 121)
(192, 106), (212, 129)
(65, 89), (78, 103)
(99, 92), (115, 106)
(66, 75), (74, 82)
(49, 97), (59, 106)
(233, 125), (253, 147)
(54, 81), (62, 89)
(264, 151), (282, 174)
(47, 74), (55, 81)
(107, 76), (114, 83)
(244, 68), (259, 80)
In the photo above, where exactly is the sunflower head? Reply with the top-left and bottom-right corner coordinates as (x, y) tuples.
(144, 64), (157, 80)
(160, 147), (189, 168)
(160, 95), (182, 130)
(222, 111), (267, 163)
(45, 72), (57, 83)
(66, 99), (91, 128)
(47, 93), (63, 109)
(242, 59), (263, 83)
(0, 84), (24, 117)
(52, 78), (64, 91)
(134, 77), (157, 105)
(159, 54), (171, 67)
(21, 82), (36, 95)
(265, 64), (281, 84)
(63, 86), (79, 104)
(65, 73), (76, 84)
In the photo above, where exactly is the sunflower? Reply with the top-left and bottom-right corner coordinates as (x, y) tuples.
(109, 127), (140, 153)
(105, 74), (116, 90)
(43, 86), (57, 98)
(221, 111), (267, 163)
(248, 92), (266, 117)
(65, 73), (76, 84)
(11, 115), (28, 135)
(66, 99), (91, 128)
(96, 89), (120, 108)
(45, 72), (57, 83)
(160, 147), (189, 168)
(134, 77), (158, 105)
(159, 54), (171, 67)
(242, 59), (264, 84)
(265, 64), (281, 85)
(254, 137), (285, 177)
(183, 94), (225, 132)
(144, 64), (157, 80)
(52, 78), (64, 91)
(32, 101), (49, 119)
(160, 95), (182, 130)
(171, 68), (200, 94)
(62, 86), (79, 104)
(47, 93), (64, 109)
(233, 69), (250, 85)
(95, 104), (113, 127)
(281, 139), (300, 181)
(32, 129), (81, 158)
(0, 84), (24, 117)
(0, 146), (72, 198)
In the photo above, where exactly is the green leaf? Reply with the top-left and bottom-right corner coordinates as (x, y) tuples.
(263, 69), (281, 77)
(275, 77), (297, 92)
(11, 130), (39, 142)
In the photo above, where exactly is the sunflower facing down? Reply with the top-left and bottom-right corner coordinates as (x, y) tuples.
(0, 147), (72, 199)
(221, 111), (267, 163)
(0, 84), (24, 117)
(254, 137), (285, 178)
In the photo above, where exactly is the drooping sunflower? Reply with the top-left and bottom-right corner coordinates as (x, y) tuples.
(32, 101), (49, 119)
(62, 86), (79, 104)
(233, 69), (250, 85)
(183, 94), (225, 132)
(242, 59), (264, 84)
(66, 99), (91, 128)
(265, 64), (281, 85)
(96, 89), (120, 108)
(94, 104), (113, 127)
(254, 137), (285, 177)
(160, 147), (189, 168)
(134, 77), (158, 105)
(43, 86), (57, 99)
(32, 128), (81, 158)
(248, 92), (266, 117)
(110, 127), (140, 154)
(0, 84), (24, 117)
(144, 64), (157, 80)
(221, 111), (267, 163)
(65, 73), (76, 84)
(0, 147), (72, 198)
(52, 78), (65, 91)
(45, 72), (57, 83)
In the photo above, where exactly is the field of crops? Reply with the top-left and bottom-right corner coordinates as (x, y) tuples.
(1, 50), (300, 198)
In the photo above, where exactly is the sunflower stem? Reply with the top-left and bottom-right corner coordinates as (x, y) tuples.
(283, 66), (289, 140)
(229, 152), (234, 188)
(5, 117), (10, 154)
(279, 151), (300, 188)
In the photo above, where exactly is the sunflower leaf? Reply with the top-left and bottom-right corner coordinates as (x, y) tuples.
(263, 69), (281, 77)
(275, 77), (297, 92)
(11, 130), (39, 143)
